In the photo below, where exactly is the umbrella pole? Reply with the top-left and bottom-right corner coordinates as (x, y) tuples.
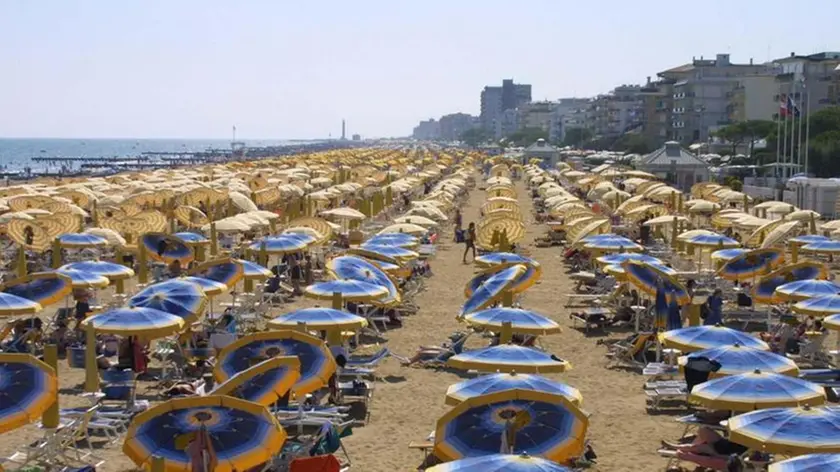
(84, 324), (99, 393)
(791, 243), (799, 264)
(331, 292), (343, 310)
(151, 456), (165, 472)
(52, 239), (62, 269)
(499, 321), (513, 344)
(42, 344), (59, 428)
(138, 243), (148, 286)
(210, 222), (218, 257)
(501, 291), (513, 307)
(17, 246), (27, 277)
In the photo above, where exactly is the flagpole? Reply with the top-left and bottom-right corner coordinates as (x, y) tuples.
(775, 82), (782, 179)
(804, 86), (811, 176)
(788, 83), (797, 179)
(797, 82), (804, 176)
(781, 91), (788, 179)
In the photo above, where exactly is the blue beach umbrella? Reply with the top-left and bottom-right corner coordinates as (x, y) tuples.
(234, 259), (272, 280)
(56, 233), (108, 248)
(248, 235), (309, 255)
(173, 231), (209, 245)
(710, 248), (748, 263)
(465, 264), (541, 297)
(792, 295), (840, 317)
(718, 248), (785, 281)
(123, 395), (286, 472)
(187, 258), (245, 290)
(326, 256), (400, 306)
(802, 240), (840, 254)
(434, 390), (589, 463)
(753, 261), (829, 304)
(129, 279), (208, 324)
(774, 279), (840, 303)
(140, 233), (194, 264)
(461, 265), (527, 317)
(789, 235), (831, 245)
(582, 236), (644, 253)
(0, 353), (58, 434)
(55, 269), (110, 289)
(689, 370), (825, 411)
(662, 326), (770, 353)
(463, 308), (561, 335)
(354, 244), (420, 262)
(622, 261), (690, 305)
(280, 232), (317, 245)
(266, 307), (367, 331)
(475, 252), (538, 269)
(211, 356), (301, 406)
(60, 260), (135, 280)
(426, 453), (574, 472)
(596, 253), (663, 266)
(0, 293), (42, 316)
(769, 453), (840, 472)
(2, 272), (73, 307)
(679, 344), (797, 377)
(365, 233), (420, 248)
(178, 276), (229, 297)
(445, 372), (582, 407)
(214, 330), (336, 396)
(603, 262), (674, 280)
(447, 345), (571, 374)
(687, 233), (740, 248)
(728, 406), (840, 454)
(304, 279), (388, 305)
(82, 307), (185, 338)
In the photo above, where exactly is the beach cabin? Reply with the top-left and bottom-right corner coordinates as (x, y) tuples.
(636, 141), (709, 191)
(523, 139), (561, 169)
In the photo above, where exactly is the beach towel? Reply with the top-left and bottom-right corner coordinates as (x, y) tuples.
(290, 455), (340, 472)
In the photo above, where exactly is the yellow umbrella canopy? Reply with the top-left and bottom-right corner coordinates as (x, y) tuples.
(761, 221), (802, 248)
(476, 218), (526, 249)
(7, 195), (55, 212)
(172, 205), (209, 229)
(6, 219), (50, 251)
(567, 219), (611, 245)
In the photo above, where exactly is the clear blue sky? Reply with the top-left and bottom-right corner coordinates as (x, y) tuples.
(0, 0), (834, 140)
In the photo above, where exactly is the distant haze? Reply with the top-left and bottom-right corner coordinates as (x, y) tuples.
(0, 0), (834, 139)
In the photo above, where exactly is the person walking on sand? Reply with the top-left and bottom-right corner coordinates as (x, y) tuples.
(463, 222), (476, 263)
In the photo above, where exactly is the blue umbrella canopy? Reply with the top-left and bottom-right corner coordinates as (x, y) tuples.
(82, 307), (186, 339)
(792, 295), (840, 317)
(463, 308), (561, 335)
(355, 244), (420, 262)
(129, 279), (208, 324)
(603, 262), (675, 279)
(789, 235), (831, 245)
(465, 264), (541, 297)
(753, 261), (828, 304)
(2, 272), (73, 307)
(596, 253), (663, 266)
(582, 236), (644, 252)
(123, 395), (286, 472)
(447, 345), (571, 374)
(662, 326), (769, 353)
(718, 248), (785, 281)
(434, 390), (589, 463)
(774, 279), (840, 302)
(0, 353), (58, 434)
(304, 279), (389, 304)
(214, 330), (336, 396)
(769, 453), (840, 472)
(689, 370), (824, 411)
(728, 406), (840, 455)
(445, 373), (582, 407)
(802, 240), (840, 254)
(0, 293), (42, 316)
(679, 344), (797, 377)
(326, 256), (400, 306)
(710, 248), (748, 262)
(686, 233), (740, 248)
(187, 258), (245, 290)
(141, 233), (194, 264)
(60, 260), (135, 280)
(56, 232), (108, 248)
(55, 269), (110, 289)
(365, 233), (420, 248)
(173, 231), (210, 245)
(475, 252), (539, 269)
(179, 276), (230, 297)
(266, 307), (367, 331)
(248, 235), (309, 255)
(280, 232), (318, 245)
(622, 261), (690, 304)
(461, 265), (527, 317)
(233, 259), (272, 280)
(426, 453), (574, 472)
(211, 356), (301, 406)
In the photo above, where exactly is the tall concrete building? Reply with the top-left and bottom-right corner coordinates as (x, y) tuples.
(412, 119), (440, 140)
(772, 51), (840, 117)
(728, 75), (779, 122)
(517, 101), (556, 133)
(480, 79), (532, 138)
(658, 53), (772, 143)
(548, 98), (591, 143)
(438, 113), (477, 141)
(638, 78), (675, 146)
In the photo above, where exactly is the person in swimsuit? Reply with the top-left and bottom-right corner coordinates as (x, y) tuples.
(462, 222), (476, 263)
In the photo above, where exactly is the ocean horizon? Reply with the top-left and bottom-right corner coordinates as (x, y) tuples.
(0, 138), (320, 170)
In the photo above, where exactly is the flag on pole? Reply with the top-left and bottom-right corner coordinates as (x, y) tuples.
(781, 94), (801, 118)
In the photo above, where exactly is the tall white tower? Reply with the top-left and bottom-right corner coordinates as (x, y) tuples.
(341, 120), (346, 140)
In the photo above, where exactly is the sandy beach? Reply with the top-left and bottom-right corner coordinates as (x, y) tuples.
(0, 172), (684, 472)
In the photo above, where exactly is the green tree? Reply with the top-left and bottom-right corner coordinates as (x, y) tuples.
(724, 175), (743, 191)
(713, 120), (775, 157)
(611, 134), (654, 155)
(506, 127), (549, 147)
(562, 128), (593, 147)
(768, 106), (840, 177)
(459, 127), (490, 147)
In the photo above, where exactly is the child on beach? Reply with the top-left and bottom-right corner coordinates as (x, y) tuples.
(462, 222), (476, 264)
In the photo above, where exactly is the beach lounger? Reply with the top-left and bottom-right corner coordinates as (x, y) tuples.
(570, 308), (611, 333)
(605, 332), (655, 370)
(337, 379), (374, 424)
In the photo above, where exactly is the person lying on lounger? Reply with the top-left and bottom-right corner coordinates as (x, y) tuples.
(662, 426), (748, 470)
(399, 332), (469, 366)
